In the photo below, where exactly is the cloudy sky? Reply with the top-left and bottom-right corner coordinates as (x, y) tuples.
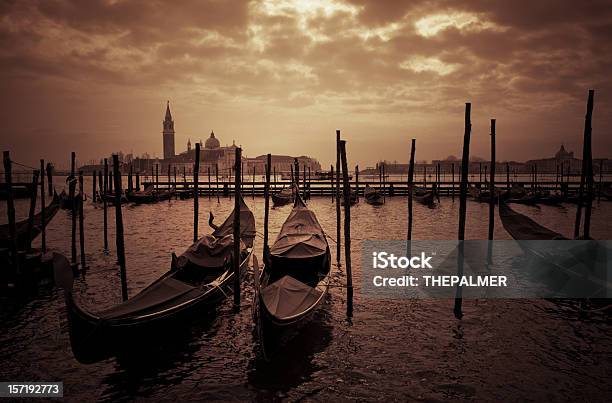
(1, 0), (611, 169)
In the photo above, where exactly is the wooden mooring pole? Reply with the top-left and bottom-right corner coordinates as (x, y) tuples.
(574, 90), (594, 239)
(113, 154), (128, 301)
(339, 140), (353, 316)
(70, 152), (77, 271)
(335, 130), (341, 268)
(40, 159), (47, 252)
(78, 171), (86, 272)
(233, 147), (242, 310)
(26, 169), (39, 252)
(215, 163), (220, 203)
(194, 143), (200, 243)
(407, 139), (416, 256)
(455, 102), (471, 319)
(583, 90), (595, 239)
(488, 119), (496, 241)
(103, 158), (108, 251)
(264, 154), (271, 261)
(3, 151), (19, 275)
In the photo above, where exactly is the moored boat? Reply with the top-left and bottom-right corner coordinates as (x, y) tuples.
(55, 195), (256, 364)
(0, 191), (60, 249)
(364, 184), (384, 205)
(253, 194), (330, 358)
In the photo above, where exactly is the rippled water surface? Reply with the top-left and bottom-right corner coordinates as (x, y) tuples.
(1, 178), (611, 401)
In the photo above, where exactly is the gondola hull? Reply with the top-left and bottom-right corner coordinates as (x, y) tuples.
(364, 188), (384, 205)
(255, 274), (329, 358)
(0, 192), (60, 249)
(64, 250), (252, 364)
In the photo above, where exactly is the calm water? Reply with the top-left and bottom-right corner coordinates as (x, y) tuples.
(1, 178), (611, 401)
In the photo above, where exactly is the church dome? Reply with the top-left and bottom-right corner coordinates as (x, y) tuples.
(205, 131), (220, 149)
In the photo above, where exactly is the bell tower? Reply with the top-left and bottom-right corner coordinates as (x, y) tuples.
(163, 100), (175, 159)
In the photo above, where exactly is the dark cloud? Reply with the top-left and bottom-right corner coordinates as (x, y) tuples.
(0, 0), (611, 167)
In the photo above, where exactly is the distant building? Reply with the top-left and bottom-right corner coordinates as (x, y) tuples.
(131, 102), (321, 177)
(526, 144), (581, 174)
(162, 101), (175, 160)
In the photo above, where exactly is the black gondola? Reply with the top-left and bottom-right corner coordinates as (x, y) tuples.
(55, 196), (256, 364)
(0, 191), (60, 249)
(59, 189), (82, 210)
(364, 184), (384, 205)
(340, 188), (358, 206)
(253, 194), (330, 358)
(271, 184), (296, 206)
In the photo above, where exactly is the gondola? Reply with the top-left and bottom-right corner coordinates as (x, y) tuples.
(364, 184), (384, 205)
(499, 201), (566, 241)
(98, 192), (128, 205)
(59, 190), (82, 210)
(340, 188), (358, 206)
(414, 185), (439, 207)
(499, 201), (611, 297)
(271, 184), (296, 206)
(126, 184), (159, 204)
(0, 191), (60, 249)
(55, 195), (256, 364)
(469, 185), (508, 203)
(253, 193), (330, 358)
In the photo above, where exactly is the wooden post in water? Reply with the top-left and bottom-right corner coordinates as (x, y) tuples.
(208, 167), (212, 200)
(273, 166), (276, 191)
(128, 165), (133, 195)
(46, 162), (53, 196)
(302, 164), (306, 199)
(3, 151), (19, 274)
(98, 170), (103, 201)
(330, 165), (334, 202)
(534, 163), (538, 190)
(488, 120), (496, 259)
(103, 158), (108, 251)
(452, 163), (455, 201)
(174, 166), (177, 189)
(335, 130), (342, 268)
(583, 90), (595, 239)
(233, 147), (242, 310)
(355, 165), (360, 199)
(479, 162), (482, 184)
(308, 167), (311, 198)
(112, 155), (128, 302)
(252, 165), (255, 200)
(193, 143), (200, 243)
(382, 163), (386, 203)
(108, 169), (113, 194)
(136, 171), (140, 191)
(155, 163), (159, 192)
(407, 139), (416, 255)
(70, 152), (77, 271)
(215, 163), (220, 203)
(92, 170), (97, 202)
(506, 162), (510, 191)
(455, 102), (471, 319)
(78, 171), (86, 272)
(339, 140), (353, 316)
(264, 154), (271, 262)
(26, 169), (39, 252)
(167, 165), (171, 200)
(40, 160), (47, 252)
(574, 92), (594, 238)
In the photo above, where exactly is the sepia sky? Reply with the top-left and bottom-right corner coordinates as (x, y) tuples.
(1, 0), (611, 169)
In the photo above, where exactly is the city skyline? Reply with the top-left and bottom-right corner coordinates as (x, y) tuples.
(1, 1), (611, 168)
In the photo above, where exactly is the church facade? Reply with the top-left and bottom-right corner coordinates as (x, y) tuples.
(131, 101), (321, 178)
